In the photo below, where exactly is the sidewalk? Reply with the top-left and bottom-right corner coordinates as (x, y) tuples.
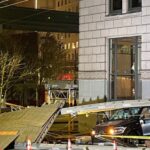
(14, 143), (150, 150)
(49, 144), (150, 150)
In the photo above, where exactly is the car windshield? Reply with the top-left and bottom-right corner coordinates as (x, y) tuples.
(109, 107), (141, 121)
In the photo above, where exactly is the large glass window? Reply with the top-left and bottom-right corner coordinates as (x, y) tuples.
(109, 0), (122, 15)
(109, 37), (141, 100)
(128, 0), (141, 12)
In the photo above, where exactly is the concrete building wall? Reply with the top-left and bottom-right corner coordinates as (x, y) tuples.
(79, 0), (150, 102)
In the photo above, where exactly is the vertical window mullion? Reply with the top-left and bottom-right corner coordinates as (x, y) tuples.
(114, 39), (118, 100)
(109, 38), (118, 100)
(109, 39), (112, 100)
(134, 36), (140, 99)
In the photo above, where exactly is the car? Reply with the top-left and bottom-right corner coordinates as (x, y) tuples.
(92, 106), (150, 146)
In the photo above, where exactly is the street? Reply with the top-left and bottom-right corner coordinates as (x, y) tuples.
(14, 143), (150, 150)
(49, 144), (150, 150)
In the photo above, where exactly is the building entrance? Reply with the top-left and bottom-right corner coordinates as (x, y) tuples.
(109, 36), (141, 100)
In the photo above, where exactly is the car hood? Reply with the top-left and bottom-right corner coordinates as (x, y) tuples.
(95, 120), (129, 134)
(99, 120), (126, 127)
(95, 118), (138, 135)
(98, 118), (138, 127)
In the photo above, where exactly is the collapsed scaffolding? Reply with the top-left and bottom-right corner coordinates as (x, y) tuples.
(44, 81), (78, 107)
(0, 81), (78, 149)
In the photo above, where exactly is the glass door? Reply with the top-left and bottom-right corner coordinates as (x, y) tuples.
(109, 37), (141, 100)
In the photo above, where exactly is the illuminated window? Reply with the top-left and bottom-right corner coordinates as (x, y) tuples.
(68, 43), (71, 49)
(76, 42), (79, 48)
(72, 43), (75, 49)
(64, 44), (67, 50)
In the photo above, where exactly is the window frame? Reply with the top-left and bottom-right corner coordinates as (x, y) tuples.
(108, 36), (141, 101)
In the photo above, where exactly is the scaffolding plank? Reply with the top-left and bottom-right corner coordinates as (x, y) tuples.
(61, 99), (150, 115)
(0, 101), (64, 148)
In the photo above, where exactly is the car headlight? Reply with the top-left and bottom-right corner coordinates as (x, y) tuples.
(108, 127), (126, 135)
(108, 128), (115, 135)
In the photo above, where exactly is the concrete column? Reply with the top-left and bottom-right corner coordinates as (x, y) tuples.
(122, 0), (128, 14)
(105, 0), (109, 15)
(35, 0), (38, 9)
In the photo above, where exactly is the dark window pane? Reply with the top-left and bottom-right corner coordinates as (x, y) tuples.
(131, 0), (141, 8)
(110, 0), (122, 14)
(113, 0), (122, 10)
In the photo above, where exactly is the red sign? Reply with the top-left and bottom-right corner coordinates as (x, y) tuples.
(57, 73), (74, 80)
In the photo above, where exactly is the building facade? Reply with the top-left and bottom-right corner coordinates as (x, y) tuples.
(54, 0), (79, 79)
(13, 0), (79, 79)
(11, 0), (55, 9)
(79, 0), (150, 102)
(55, 0), (79, 12)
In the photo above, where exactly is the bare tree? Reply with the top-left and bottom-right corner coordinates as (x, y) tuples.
(0, 32), (66, 106)
(0, 51), (33, 106)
